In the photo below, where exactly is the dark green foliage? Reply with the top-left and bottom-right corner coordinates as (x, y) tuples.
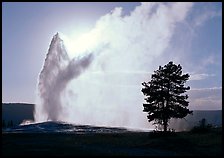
(141, 61), (193, 132)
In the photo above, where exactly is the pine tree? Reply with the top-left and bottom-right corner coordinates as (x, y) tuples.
(2, 120), (6, 128)
(141, 61), (193, 132)
(10, 120), (13, 127)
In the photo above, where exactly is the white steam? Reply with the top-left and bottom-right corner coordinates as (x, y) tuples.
(34, 2), (193, 129)
(34, 33), (94, 122)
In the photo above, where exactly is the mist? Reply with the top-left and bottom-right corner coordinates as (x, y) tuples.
(34, 33), (94, 122)
(34, 2), (193, 129)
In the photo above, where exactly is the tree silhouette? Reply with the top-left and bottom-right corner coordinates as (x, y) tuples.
(2, 120), (6, 128)
(7, 120), (13, 127)
(141, 61), (193, 132)
(10, 120), (13, 127)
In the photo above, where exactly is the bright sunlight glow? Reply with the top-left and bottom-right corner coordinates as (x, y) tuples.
(60, 29), (101, 59)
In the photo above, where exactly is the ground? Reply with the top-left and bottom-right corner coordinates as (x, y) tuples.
(2, 127), (222, 156)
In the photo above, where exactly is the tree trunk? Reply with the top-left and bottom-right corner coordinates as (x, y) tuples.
(164, 121), (168, 132)
(164, 82), (170, 133)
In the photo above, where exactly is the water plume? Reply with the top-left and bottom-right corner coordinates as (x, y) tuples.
(34, 33), (93, 122)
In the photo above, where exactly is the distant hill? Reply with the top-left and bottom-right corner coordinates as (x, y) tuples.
(2, 103), (222, 131)
(2, 103), (34, 125)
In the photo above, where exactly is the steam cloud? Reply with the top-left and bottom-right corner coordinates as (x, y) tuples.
(34, 33), (93, 122)
(34, 3), (193, 129)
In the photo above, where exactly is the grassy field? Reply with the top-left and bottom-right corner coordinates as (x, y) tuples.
(2, 127), (222, 156)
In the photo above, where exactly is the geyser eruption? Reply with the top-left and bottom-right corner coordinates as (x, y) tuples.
(34, 3), (193, 129)
(34, 33), (93, 122)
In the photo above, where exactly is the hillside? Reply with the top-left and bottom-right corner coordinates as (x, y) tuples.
(2, 103), (222, 130)
(2, 103), (34, 125)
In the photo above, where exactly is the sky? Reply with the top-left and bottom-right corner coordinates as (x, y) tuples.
(2, 2), (222, 111)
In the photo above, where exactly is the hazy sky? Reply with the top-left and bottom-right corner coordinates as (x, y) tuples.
(2, 2), (222, 111)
